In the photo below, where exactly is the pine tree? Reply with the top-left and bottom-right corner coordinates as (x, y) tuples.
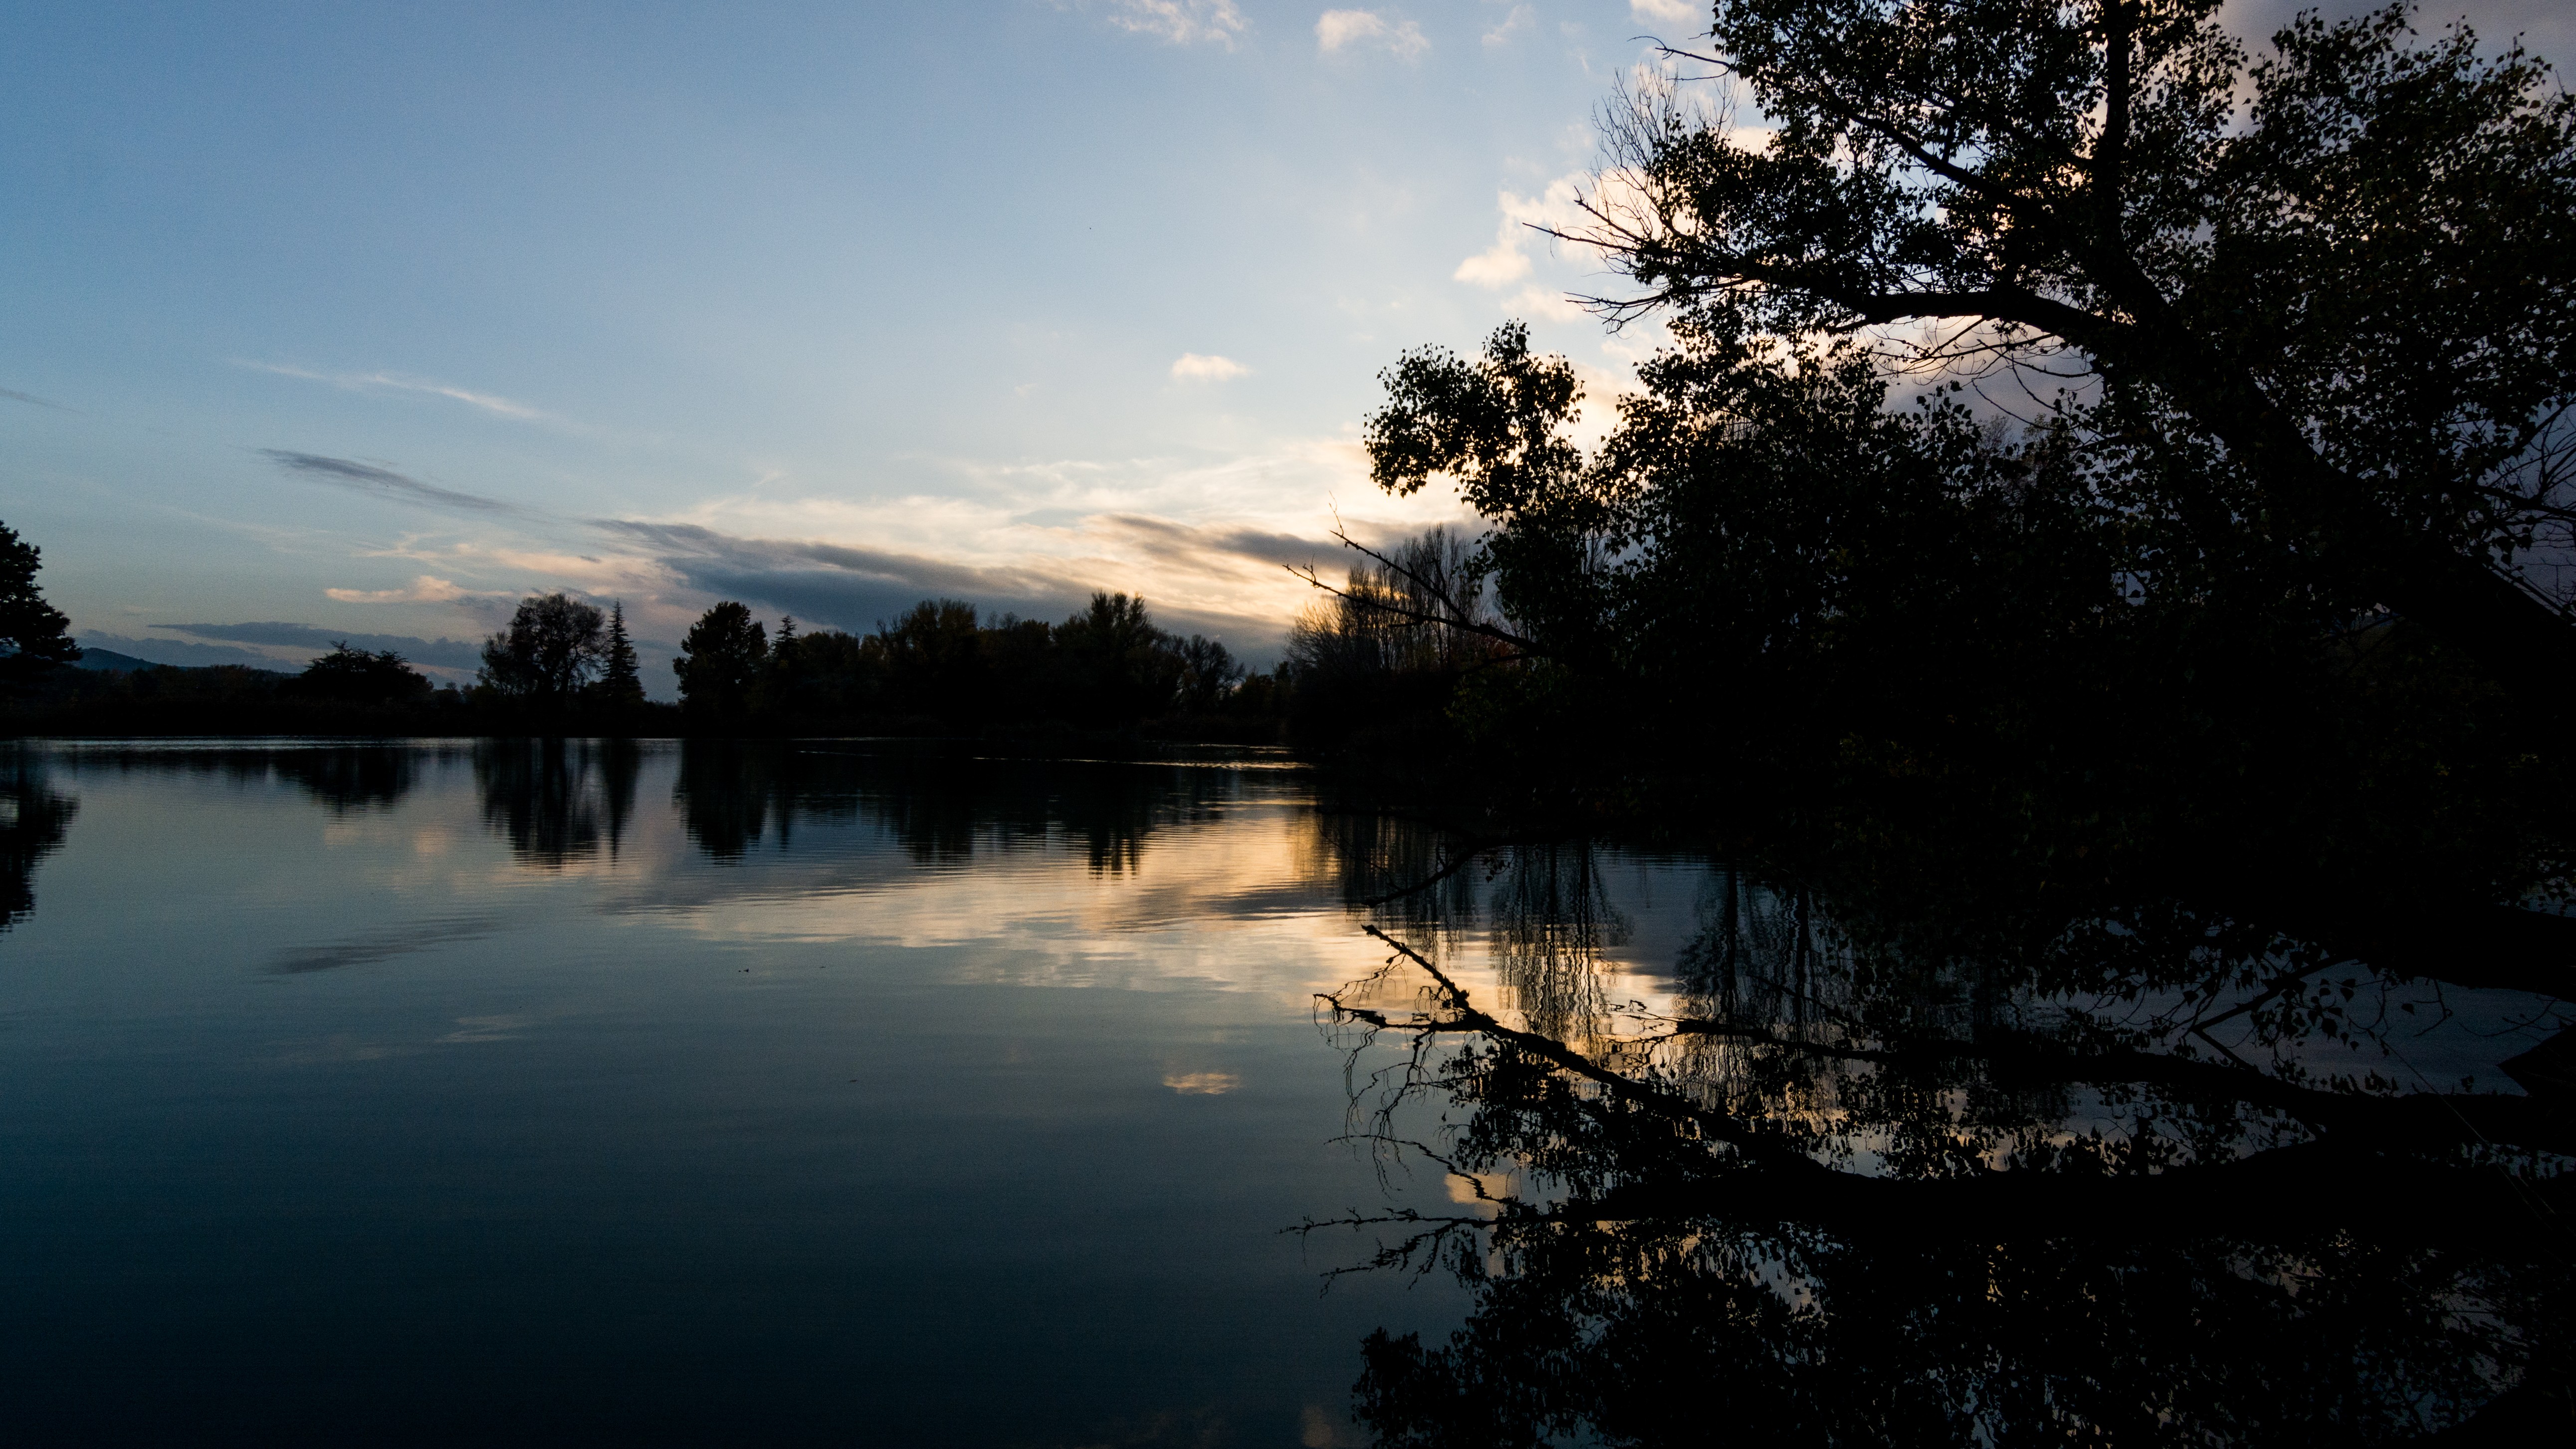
(600, 600), (645, 707)
(0, 521), (78, 674)
(674, 601), (766, 715)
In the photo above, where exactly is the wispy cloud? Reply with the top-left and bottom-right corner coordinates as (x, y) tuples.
(593, 515), (1317, 649)
(1454, 173), (1587, 288)
(259, 449), (535, 518)
(236, 361), (547, 420)
(1317, 8), (1430, 60)
(324, 574), (485, 605)
(1100, 0), (1249, 47)
(1482, 4), (1533, 46)
(1630, 0), (1702, 23)
(0, 387), (72, 412)
(1170, 352), (1249, 381)
(594, 518), (1094, 631)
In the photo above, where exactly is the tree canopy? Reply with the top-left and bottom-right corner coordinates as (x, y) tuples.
(479, 593), (607, 701)
(598, 601), (645, 708)
(289, 641), (431, 705)
(1543, 0), (2576, 710)
(0, 521), (78, 673)
(674, 601), (768, 716)
(670, 592), (1269, 731)
(1351, 1), (2576, 926)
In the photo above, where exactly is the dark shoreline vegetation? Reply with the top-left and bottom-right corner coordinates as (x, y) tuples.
(5, 0), (2576, 1440)
(0, 532), (1511, 768)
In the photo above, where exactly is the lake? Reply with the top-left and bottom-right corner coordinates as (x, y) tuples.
(0, 739), (1712, 1447)
(2, 739), (2564, 1446)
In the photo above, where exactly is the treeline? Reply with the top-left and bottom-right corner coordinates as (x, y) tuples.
(0, 579), (1319, 740)
(1277, 525), (1513, 759)
(0, 495), (1510, 747)
(666, 590), (1278, 736)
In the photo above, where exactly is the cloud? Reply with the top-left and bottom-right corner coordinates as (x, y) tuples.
(594, 519), (1096, 634)
(1504, 284), (1587, 322)
(259, 449), (534, 518)
(1316, 9), (1430, 60)
(1483, 4), (1533, 46)
(0, 387), (70, 411)
(151, 621), (485, 669)
(237, 362), (546, 420)
(1100, 0), (1248, 46)
(325, 575), (481, 604)
(1630, 0), (1702, 23)
(594, 515), (1315, 651)
(1170, 352), (1249, 381)
(1455, 173), (1609, 298)
(1088, 514), (1337, 573)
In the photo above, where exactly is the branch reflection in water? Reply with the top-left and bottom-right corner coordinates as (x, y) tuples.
(2, 741), (2565, 1440)
(1313, 841), (2576, 1446)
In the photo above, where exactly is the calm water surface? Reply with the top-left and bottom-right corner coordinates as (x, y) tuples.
(0, 740), (1706, 1447)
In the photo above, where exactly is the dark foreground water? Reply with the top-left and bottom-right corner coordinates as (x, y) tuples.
(4, 740), (2567, 1447)
(0, 739), (1716, 1447)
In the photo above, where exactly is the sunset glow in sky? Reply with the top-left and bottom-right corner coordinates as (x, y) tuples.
(3, 0), (2564, 688)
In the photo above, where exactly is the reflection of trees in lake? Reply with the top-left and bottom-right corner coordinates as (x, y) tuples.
(1317, 846), (2576, 1444)
(273, 747), (421, 814)
(474, 739), (638, 867)
(0, 755), (74, 930)
(1486, 843), (1627, 1049)
(672, 741), (785, 860)
(1352, 1199), (2560, 1445)
(668, 742), (1236, 873)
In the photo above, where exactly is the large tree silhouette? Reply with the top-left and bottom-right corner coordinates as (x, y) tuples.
(1532, 0), (2576, 714)
(478, 593), (606, 701)
(0, 521), (78, 673)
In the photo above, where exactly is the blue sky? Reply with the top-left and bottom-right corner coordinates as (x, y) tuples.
(2, 0), (2564, 689)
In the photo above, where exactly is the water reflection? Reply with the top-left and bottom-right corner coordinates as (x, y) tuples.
(667, 741), (1243, 872)
(1320, 852), (2576, 1443)
(0, 754), (74, 930)
(274, 746), (421, 815)
(474, 738), (639, 866)
(0, 739), (1452, 1445)
(3, 741), (2564, 1438)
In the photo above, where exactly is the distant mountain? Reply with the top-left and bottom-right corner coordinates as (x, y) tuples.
(74, 633), (291, 670)
(71, 647), (165, 672)
(71, 647), (283, 677)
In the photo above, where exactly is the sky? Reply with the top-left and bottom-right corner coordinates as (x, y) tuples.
(2, 0), (2567, 690)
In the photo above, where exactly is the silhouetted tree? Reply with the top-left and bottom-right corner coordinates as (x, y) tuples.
(0, 521), (78, 675)
(1055, 591), (1181, 722)
(288, 641), (431, 705)
(595, 600), (645, 708)
(1287, 526), (1510, 748)
(875, 599), (984, 719)
(674, 601), (767, 716)
(1172, 634), (1245, 713)
(547, 591), (1268, 733)
(764, 623), (878, 717)
(1550, 0), (2576, 716)
(479, 593), (606, 701)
